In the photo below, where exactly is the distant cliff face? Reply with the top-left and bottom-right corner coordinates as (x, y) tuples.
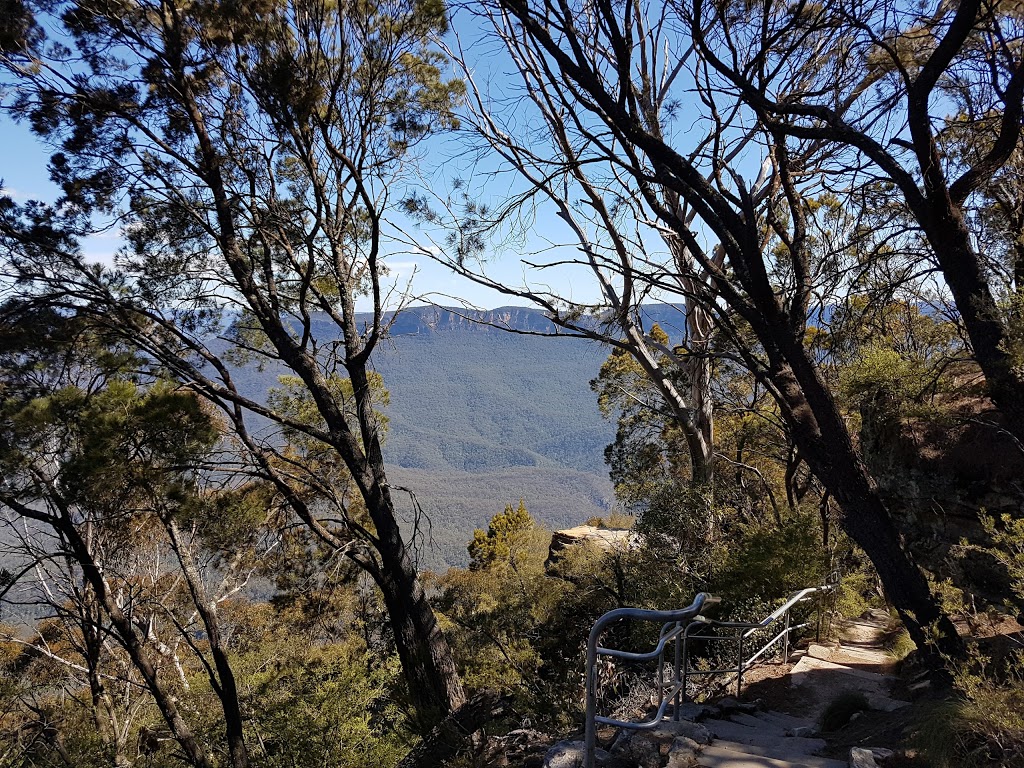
(232, 305), (635, 567)
(380, 306), (563, 335)
(215, 304), (694, 567)
(352, 304), (691, 337)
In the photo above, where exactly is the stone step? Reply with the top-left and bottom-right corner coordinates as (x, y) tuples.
(728, 712), (791, 734)
(747, 711), (812, 730)
(807, 643), (890, 666)
(791, 655), (897, 684)
(697, 741), (848, 768)
(702, 720), (828, 755)
(788, 655), (909, 713)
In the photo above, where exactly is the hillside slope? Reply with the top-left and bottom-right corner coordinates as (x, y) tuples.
(368, 313), (619, 565)
(232, 305), (682, 566)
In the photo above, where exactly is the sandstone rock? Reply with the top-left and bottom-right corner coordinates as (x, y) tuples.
(849, 746), (880, 768)
(543, 741), (587, 768)
(645, 720), (713, 745)
(672, 703), (715, 722)
(546, 526), (637, 568)
(786, 725), (817, 738)
(609, 731), (660, 768)
(714, 696), (760, 715)
(666, 735), (702, 767)
(665, 749), (699, 768)
(860, 397), (1024, 605)
(609, 720), (712, 768)
(542, 740), (628, 768)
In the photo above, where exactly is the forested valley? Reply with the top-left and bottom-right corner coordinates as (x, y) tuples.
(1, 0), (1023, 765)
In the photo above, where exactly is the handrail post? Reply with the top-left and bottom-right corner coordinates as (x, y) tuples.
(736, 632), (744, 698)
(673, 622), (682, 721)
(682, 624), (692, 706)
(584, 622), (600, 768)
(817, 588), (826, 642)
(783, 609), (791, 662)
(657, 634), (666, 712)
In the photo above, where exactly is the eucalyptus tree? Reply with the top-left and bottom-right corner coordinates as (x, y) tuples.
(676, 0), (1024, 445)
(0, 304), (251, 767)
(461, 0), (978, 660)
(413, 36), (776, 491)
(1, 0), (467, 727)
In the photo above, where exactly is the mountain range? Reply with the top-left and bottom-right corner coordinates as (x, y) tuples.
(243, 305), (689, 568)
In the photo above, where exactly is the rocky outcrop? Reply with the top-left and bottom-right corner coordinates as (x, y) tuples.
(859, 396), (1024, 607)
(546, 525), (638, 570)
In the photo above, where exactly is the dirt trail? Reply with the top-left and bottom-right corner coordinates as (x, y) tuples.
(684, 610), (908, 767)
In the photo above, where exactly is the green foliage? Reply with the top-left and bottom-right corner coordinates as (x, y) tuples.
(269, 372), (390, 445)
(180, 482), (279, 556)
(885, 627), (916, 661)
(0, 597), (414, 768)
(0, 311), (221, 522)
(840, 343), (924, 407)
(241, 640), (408, 768)
(591, 324), (691, 507)
(831, 299), (965, 417)
(436, 504), (658, 728)
(467, 499), (535, 570)
(435, 508), (570, 716)
(711, 512), (828, 602)
(974, 512), (1024, 605)
(832, 565), (883, 619)
(914, 647), (1024, 767)
(1000, 289), (1024, 370)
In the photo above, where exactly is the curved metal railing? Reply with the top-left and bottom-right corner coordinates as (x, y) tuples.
(679, 579), (838, 702)
(584, 592), (718, 767)
(583, 577), (838, 768)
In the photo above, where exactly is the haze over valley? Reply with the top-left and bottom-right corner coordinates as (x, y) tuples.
(231, 304), (686, 568)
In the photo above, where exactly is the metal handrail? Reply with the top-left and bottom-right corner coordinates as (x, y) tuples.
(680, 582), (837, 702)
(582, 577), (838, 768)
(584, 592), (718, 768)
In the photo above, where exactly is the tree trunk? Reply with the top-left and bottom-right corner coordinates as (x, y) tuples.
(334, 345), (468, 728)
(51, 515), (215, 768)
(688, 346), (715, 488)
(396, 690), (510, 768)
(81, 598), (130, 767)
(622, 322), (714, 486)
(768, 348), (964, 660)
(164, 517), (250, 768)
(359, 463), (467, 731)
(919, 203), (1024, 444)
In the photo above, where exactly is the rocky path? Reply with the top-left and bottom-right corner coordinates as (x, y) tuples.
(683, 610), (907, 768)
(784, 609), (910, 722)
(543, 610), (908, 768)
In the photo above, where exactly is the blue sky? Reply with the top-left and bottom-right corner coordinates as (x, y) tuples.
(1, 115), (552, 310)
(0, 26), (607, 313)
